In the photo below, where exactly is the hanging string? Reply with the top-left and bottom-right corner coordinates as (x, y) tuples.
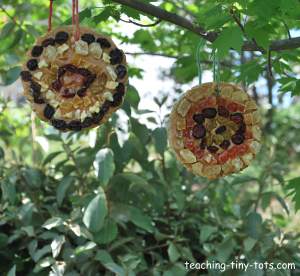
(72, 0), (75, 25)
(48, 0), (54, 32)
(196, 40), (205, 85)
(212, 49), (221, 95)
(74, 0), (80, 41)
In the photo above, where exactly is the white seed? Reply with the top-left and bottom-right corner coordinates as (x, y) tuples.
(46, 90), (55, 100)
(80, 111), (87, 121)
(38, 59), (48, 68)
(54, 109), (62, 119)
(44, 45), (57, 61)
(179, 149), (196, 163)
(103, 91), (113, 101)
(75, 40), (89, 55)
(105, 81), (118, 89)
(106, 65), (117, 80)
(102, 52), (110, 63)
(89, 42), (102, 59)
(33, 71), (43, 80)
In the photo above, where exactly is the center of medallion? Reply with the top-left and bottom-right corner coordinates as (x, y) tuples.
(51, 64), (96, 98)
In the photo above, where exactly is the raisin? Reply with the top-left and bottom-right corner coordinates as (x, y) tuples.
(84, 74), (96, 87)
(31, 45), (43, 57)
(102, 101), (111, 113)
(27, 59), (38, 71)
(202, 107), (217, 118)
(44, 104), (55, 119)
(218, 106), (230, 117)
(64, 64), (78, 73)
(77, 68), (91, 77)
(220, 140), (230, 149)
(215, 125), (226, 134)
(52, 119), (67, 130)
(20, 71), (32, 81)
(55, 31), (69, 44)
(97, 37), (111, 48)
(42, 38), (55, 47)
(82, 117), (94, 128)
(115, 65), (127, 79)
(193, 113), (205, 124)
(33, 96), (45, 104)
(237, 123), (246, 134)
(200, 138), (207, 149)
(92, 111), (104, 124)
(30, 82), (41, 97)
(230, 113), (244, 124)
(57, 67), (66, 78)
(62, 89), (76, 98)
(68, 120), (82, 131)
(207, 145), (219, 153)
(116, 83), (125, 94)
(109, 48), (123, 65)
(77, 87), (87, 97)
(81, 33), (95, 44)
(231, 134), (244, 145)
(192, 125), (206, 139)
(52, 80), (62, 91)
(111, 92), (123, 107)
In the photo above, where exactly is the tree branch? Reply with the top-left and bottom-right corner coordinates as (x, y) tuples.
(120, 17), (161, 27)
(112, 0), (300, 52)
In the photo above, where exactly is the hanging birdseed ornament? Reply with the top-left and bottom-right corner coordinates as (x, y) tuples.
(20, 0), (128, 131)
(168, 47), (261, 179)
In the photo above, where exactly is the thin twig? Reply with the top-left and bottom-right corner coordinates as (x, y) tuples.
(267, 50), (274, 79)
(0, 6), (23, 29)
(282, 20), (291, 39)
(120, 17), (162, 27)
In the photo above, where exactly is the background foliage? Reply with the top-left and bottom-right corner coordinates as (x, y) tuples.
(1, 0), (300, 275)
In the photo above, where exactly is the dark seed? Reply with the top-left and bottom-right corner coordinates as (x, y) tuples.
(116, 83), (125, 94)
(77, 68), (91, 77)
(218, 106), (229, 117)
(111, 92), (123, 107)
(220, 140), (230, 150)
(237, 123), (246, 134)
(64, 64), (78, 73)
(109, 48), (123, 65)
(207, 145), (219, 153)
(52, 119), (67, 130)
(92, 111), (104, 124)
(84, 74), (96, 87)
(42, 38), (55, 47)
(44, 104), (55, 119)
(215, 125), (226, 134)
(230, 113), (244, 124)
(81, 33), (95, 44)
(231, 134), (245, 145)
(33, 96), (45, 104)
(193, 113), (205, 124)
(55, 31), (69, 44)
(115, 65), (127, 79)
(52, 80), (62, 91)
(77, 87), (87, 97)
(30, 82), (41, 97)
(68, 120), (82, 131)
(31, 45), (43, 57)
(96, 37), (111, 48)
(20, 71), (32, 81)
(82, 117), (94, 128)
(192, 125), (206, 139)
(57, 67), (66, 78)
(202, 107), (217, 118)
(27, 59), (38, 71)
(200, 138), (207, 149)
(101, 100), (111, 113)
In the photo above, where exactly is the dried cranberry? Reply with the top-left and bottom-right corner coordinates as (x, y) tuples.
(231, 134), (244, 145)
(192, 125), (206, 139)
(220, 140), (230, 149)
(97, 37), (111, 48)
(55, 31), (69, 44)
(82, 117), (94, 128)
(68, 120), (82, 131)
(218, 106), (230, 117)
(230, 113), (244, 124)
(20, 71), (32, 81)
(44, 104), (55, 119)
(42, 38), (55, 47)
(77, 68), (91, 77)
(115, 65), (127, 79)
(77, 87), (87, 97)
(193, 113), (204, 124)
(52, 80), (62, 91)
(207, 145), (219, 153)
(202, 107), (217, 118)
(200, 138), (207, 149)
(215, 125), (226, 134)
(109, 48), (123, 65)
(52, 119), (67, 130)
(81, 33), (95, 44)
(116, 83), (125, 94)
(111, 92), (123, 107)
(27, 59), (38, 71)
(31, 45), (43, 57)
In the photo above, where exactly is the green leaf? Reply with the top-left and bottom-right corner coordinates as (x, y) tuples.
(200, 225), (218, 242)
(92, 7), (113, 23)
(7, 265), (16, 276)
(1, 179), (16, 204)
(0, 22), (15, 39)
(168, 242), (180, 262)
(75, 241), (97, 255)
(56, 175), (74, 206)
(213, 26), (244, 58)
(286, 177), (300, 211)
(153, 127), (167, 156)
(95, 250), (125, 275)
(0, 146), (4, 159)
(94, 218), (118, 244)
(95, 148), (115, 187)
(125, 85), (140, 109)
(244, 212), (263, 239)
(51, 235), (65, 258)
(128, 206), (154, 233)
(64, 8), (92, 24)
(42, 217), (63, 230)
(216, 237), (236, 262)
(83, 188), (108, 232)
(2, 66), (21, 85)
(243, 237), (257, 252)
(43, 151), (63, 165)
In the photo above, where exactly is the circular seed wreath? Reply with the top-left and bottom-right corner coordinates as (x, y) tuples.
(20, 26), (128, 131)
(168, 82), (262, 180)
